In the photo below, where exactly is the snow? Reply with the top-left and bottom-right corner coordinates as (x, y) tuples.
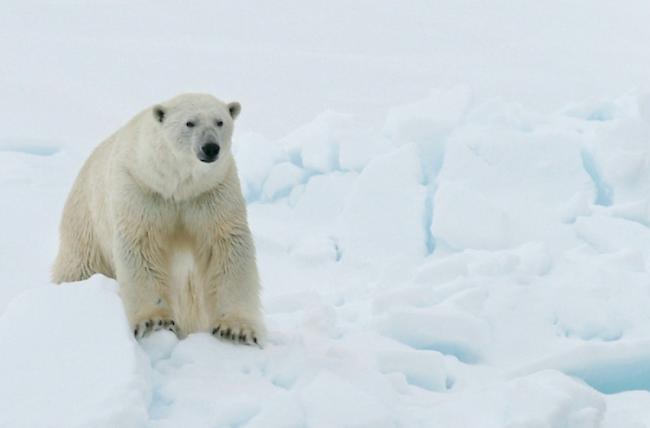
(0, 279), (150, 428)
(384, 86), (472, 145)
(431, 370), (606, 428)
(432, 121), (594, 251)
(338, 143), (426, 268)
(4, 0), (650, 426)
(513, 341), (650, 394)
(260, 162), (305, 201)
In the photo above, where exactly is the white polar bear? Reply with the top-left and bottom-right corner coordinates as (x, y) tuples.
(52, 93), (264, 344)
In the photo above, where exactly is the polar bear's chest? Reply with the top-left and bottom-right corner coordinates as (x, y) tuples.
(169, 244), (195, 292)
(167, 229), (211, 334)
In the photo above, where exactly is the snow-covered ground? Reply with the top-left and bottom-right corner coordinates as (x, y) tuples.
(3, 1), (650, 427)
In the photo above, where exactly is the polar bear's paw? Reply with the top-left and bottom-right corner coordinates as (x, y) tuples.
(134, 318), (177, 339)
(211, 316), (262, 347)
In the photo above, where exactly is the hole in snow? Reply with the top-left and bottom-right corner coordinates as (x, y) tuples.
(580, 149), (613, 206)
(567, 357), (650, 394)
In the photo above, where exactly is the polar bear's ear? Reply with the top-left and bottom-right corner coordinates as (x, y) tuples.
(153, 105), (166, 123)
(227, 102), (241, 120)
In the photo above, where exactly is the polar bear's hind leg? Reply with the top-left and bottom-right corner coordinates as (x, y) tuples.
(51, 181), (111, 283)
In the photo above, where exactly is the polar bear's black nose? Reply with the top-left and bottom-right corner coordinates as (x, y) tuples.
(199, 143), (220, 163)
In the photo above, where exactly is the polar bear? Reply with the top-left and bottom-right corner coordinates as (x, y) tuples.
(52, 93), (264, 345)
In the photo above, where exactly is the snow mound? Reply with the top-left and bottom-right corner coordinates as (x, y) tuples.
(431, 370), (605, 428)
(338, 143), (426, 268)
(0, 279), (150, 428)
(432, 123), (594, 250)
(384, 85), (472, 145)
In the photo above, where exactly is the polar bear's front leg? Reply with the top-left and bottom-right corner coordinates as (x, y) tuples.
(112, 185), (177, 338)
(207, 228), (264, 346)
(114, 231), (176, 338)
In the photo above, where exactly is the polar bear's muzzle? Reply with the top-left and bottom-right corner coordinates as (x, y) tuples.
(198, 142), (220, 163)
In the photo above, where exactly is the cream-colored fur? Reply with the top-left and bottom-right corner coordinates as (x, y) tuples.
(52, 94), (264, 344)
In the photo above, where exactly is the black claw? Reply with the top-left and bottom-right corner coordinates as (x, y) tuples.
(158, 320), (163, 326)
(170, 320), (175, 326)
(134, 328), (138, 336)
(253, 337), (258, 344)
(212, 327), (220, 335)
(239, 333), (246, 342)
(145, 321), (151, 328)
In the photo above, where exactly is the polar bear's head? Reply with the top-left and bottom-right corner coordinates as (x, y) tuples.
(152, 93), (241, 165)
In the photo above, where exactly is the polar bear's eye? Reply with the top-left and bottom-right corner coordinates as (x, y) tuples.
(186, 121), (195, 128)
(216, 120), (224, 127)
